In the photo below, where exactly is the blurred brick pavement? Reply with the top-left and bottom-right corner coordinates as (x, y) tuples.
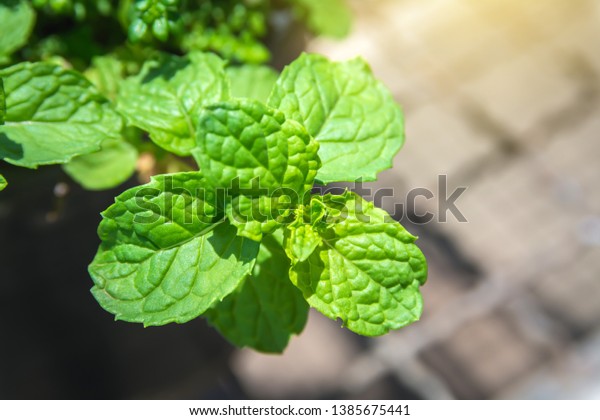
(232, 0), (600, 399)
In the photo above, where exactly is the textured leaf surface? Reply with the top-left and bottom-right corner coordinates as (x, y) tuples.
(117, 52), (228, 155)
(206, 232), (309, 353)
(0, 0), (35, 58)
(84, 55), (124, 100)
(289, 192), (427, 336)
(194, 99), (320, 240)
(0, 62), (122, 168)
(0, 77), (5, 125)
(194, 99), (319, 195)
(226, 65), (278, 102)
(269, 53), (404, 183)
(226, 195), (287, 242)
(63, 138), (138, 191)
(290, 0), (351, 38)
(0, 173), (6, 191)
(284, 223), (321, 264)
(89, 172), (260, 326)
(283, 198), (327, 263)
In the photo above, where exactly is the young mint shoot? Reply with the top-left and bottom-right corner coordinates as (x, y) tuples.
(87, 52), (428, 353)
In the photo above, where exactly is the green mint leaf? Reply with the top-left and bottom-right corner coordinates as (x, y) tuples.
(194, 99), (320, 194)
(0, 0), (36, 58)
(0, 62), (122, 168)
(226, 195), (288, 242)
(84, 55), (124, 101)
(226, 65), (278, 102)
(62, 138), (138, 191)
(0, 173), (6, 191)
(194, 99), (320, 240)
(206, 232), (309, 353)
(289, 191), (427, 336)
(284, 222), (321, 264)
(89, 172), (260, 326)
(116, 52), (229, 156)
(283, 196), (328, 263)
(268, 53), (404, 183)
(290, 0), (351, 39)
(0, 77), (5, 125)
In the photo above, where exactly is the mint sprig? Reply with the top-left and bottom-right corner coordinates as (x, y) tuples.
(88, 52), (428, 352)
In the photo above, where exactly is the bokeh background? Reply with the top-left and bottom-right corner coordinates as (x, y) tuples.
(1, 0), (599, 399)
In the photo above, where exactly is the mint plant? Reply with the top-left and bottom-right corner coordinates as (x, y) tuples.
(0, 0), (428, 354)
(86, 52), (428, 352)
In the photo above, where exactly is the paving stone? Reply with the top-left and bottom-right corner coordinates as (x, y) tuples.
(548, 4), (600, 72)
(345, 374), (423, 400)
(420, 312), (550, 398)
(460, 47), (581, 136)
(389, 99), (496, 190)
(539, 116), (600, 214)
(436, 151), (582, 274)
(498, 328), (600, 399)
(463, 0), (589, 49)
(420, 258), (475, 319)
(532, 248), (600, 337)
(371, 0), (517, 86)
(403, 219), (483, 318)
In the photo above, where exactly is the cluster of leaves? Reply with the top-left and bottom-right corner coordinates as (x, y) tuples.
(0, 0), (353, 191)
(31, 0), (115, 19)
(81, 51), (427, 352)
(128, 0), (181, 43)
(178, 0), (271, 64)
(132, 0), (353, 63)
(0, 59), (136, 190)
(173, 0), (352, 64)
(0, 0), (352, 68)
(0, 0), (428, 353)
